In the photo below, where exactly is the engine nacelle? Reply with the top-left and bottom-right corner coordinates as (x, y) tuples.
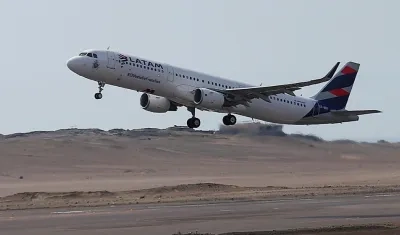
(193, 88), (225, 110)
(140, 93), (177, 113)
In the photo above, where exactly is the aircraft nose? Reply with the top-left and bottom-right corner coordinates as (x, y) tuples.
(67, 57), (80, 74)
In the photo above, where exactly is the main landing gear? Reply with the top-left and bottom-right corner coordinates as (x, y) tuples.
(94, 81), (105, 99)
(223, 114), (236, 126)
(185, 107), (237, 129)
(187, 107), (201, 129)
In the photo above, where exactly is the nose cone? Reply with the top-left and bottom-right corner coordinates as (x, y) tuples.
(67, 57), (81, 74)
(67, 56), (89, 77)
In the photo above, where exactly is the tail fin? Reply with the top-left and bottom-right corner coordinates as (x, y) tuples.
(312, 62), (359, 110)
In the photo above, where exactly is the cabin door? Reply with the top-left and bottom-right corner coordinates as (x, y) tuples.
(166, 66), (174, 82)
(106, 51), (116, 69)
(312, 102), (320, 117)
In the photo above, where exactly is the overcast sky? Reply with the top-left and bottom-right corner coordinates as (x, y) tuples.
(0, 0), (398, 141)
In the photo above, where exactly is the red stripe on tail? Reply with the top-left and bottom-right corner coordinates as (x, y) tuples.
(341, 66), (356, 75)
(329, 88), (350, 97)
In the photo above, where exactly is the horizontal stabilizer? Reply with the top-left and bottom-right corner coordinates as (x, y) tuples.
(331, 109), (382, 116)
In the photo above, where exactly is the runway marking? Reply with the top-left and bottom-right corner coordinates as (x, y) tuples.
(220, 209), (233, 212)
(376, 194), (394, 197)
(365, 193), (397, 198)
(145, 208), (160, 211)
(52, 210), (85, 214)
(146, 203), (214, 210)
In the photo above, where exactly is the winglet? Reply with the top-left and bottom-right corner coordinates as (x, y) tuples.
(325, 62), (340, 79)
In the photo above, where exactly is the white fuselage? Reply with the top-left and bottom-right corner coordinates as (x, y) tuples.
(66, 49), (356, 125)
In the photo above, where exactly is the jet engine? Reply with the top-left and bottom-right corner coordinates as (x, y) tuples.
(140, 93), (177, 113)
(193, 88), (226, 110)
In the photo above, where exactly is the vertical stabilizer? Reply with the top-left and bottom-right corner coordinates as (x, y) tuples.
(312, 62), (359, 110)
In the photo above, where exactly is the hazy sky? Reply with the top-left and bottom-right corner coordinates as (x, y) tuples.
(1, 0), (398, 141)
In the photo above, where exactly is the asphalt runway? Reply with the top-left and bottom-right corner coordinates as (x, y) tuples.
(1, 193), (400, 235)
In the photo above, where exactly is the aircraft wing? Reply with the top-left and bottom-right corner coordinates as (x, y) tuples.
(210, 62), (340, 106)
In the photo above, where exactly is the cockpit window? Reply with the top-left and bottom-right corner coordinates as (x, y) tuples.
(78, 52), (98, 58)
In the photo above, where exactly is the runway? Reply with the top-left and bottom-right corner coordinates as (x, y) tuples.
(1, 193), (400, 235)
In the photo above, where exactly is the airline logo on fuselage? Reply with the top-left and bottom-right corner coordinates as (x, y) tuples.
(118, 54), (163, 69)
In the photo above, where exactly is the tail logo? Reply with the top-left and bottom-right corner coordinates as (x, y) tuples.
(312, 62), (360, 110)
(326, 65), (356, 97)
(329, 88), (350, 97)
(341, 65), (357, 75)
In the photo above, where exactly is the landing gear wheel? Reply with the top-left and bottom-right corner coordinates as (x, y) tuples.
(95, 81), (105, 100)
(187, 117), (201, 129)
(186, 107), (200, 129)
(94, 93), (102, 99)
(223, 114), (236, 126)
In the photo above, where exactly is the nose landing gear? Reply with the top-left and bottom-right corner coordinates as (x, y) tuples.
(94, 81), (105, 99)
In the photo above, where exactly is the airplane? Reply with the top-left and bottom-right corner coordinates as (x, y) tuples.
(66, 49), (381, 128)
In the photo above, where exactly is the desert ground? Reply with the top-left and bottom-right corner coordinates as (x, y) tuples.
(1, 123), (400, 234)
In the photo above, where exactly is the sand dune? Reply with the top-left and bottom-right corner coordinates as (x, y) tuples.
(0, 123), (399, 209)
(2, 182), (400, 210)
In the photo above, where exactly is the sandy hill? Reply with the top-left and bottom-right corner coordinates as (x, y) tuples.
(0, 123), (399, 198)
